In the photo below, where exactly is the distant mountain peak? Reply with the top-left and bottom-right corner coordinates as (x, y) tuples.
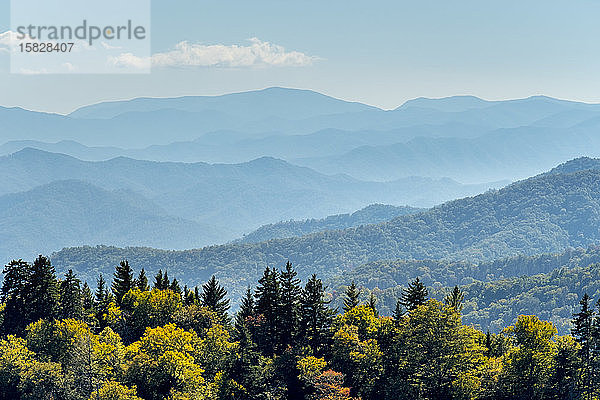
(546, 157), (600, 175)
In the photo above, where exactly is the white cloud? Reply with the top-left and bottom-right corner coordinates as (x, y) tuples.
(101, 41), (122, 50)
(0, 31), (19, 53)
(109, 37), (318, 69)
(108, 52), (151, 69)
(18, 67), (49, 75)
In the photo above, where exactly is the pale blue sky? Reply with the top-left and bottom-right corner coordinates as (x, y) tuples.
(1, 0), (599, 113)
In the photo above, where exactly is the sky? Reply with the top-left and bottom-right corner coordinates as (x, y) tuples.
(0, 0), (600, 114)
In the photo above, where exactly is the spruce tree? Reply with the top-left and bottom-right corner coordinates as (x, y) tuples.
(153, 269), (170, 290)
(136, 268), (149, 291)
(343, 281), (361, 312)
(444, 286), (464, 313)
(81, 282), (94, 323)
(300, 274), (334, 356)
(367, 292), (379, 317)
(23, 255), (58, 324)
(0, 259), (29, 335)
(58, 269), (83, 320)
(572, 293), (594, 400)
(94, 275), (110, 329)
(112, 260), (134, 305)
(170, 278), (182, 296)
(393, 299), (405, 323)
(254, 267), (282, 355)
(400, 277), (428, 311)
(235, 287), (255, 338)
(280, 261), (301, 348)
(200, 276), (230, 325)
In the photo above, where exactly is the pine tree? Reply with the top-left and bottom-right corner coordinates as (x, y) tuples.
(572, 293), (594, 400)
(58, 269), (83, 320)
(279, 261), (301, 348)
(170, 278), (182, 296)
(81, 282), (94, 324)
(343, 281), (361, 312)
(112, 260), (134, 305)
(183, 285), (198, 306)
(153, 269), (170, 290)
(400, 277), (428, 311)
(300, 274), (334, 356)
(367, 292), (379, 317)
(136, 268), (149, 291)
(0, 259), (29, 335)
(23, 255), (58, 324)
(200, 276), (230, 325)
(94, 275), (110, 329)
(235, 287), (255, 337)
(444, 286), (464, 313)
(393, 299), (405, 323)
(254, 267), (282, 355)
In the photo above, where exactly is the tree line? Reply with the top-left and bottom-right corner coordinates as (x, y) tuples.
(1, 255), (600, 400)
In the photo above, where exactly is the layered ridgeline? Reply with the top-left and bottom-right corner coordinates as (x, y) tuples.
(50, 158), (600, 302)
(328, 245), (600, 334)
(236, 204), (424, 243)
(4, 90), (600, 183)
(0, 148), (499, 261)
(0, 180), (228, 261)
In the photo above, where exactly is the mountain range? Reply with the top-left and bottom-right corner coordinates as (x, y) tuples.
(48, 157), (600, 303)
(4, 88), (600, 183)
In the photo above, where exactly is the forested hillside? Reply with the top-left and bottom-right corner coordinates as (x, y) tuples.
(237, 204), (423, 243)
(329, 246), (600, 333)
(2, 256), (600, 400)
(51, 160), (600, 302)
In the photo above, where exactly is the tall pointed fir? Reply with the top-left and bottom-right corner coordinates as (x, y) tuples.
(444, 286), (464, 313)
(343, 281), (361, 312)
(58, 269), (83, 320)
(153, 269), (170, 290)
(300, 274), (334, 356)
(170, 278), (182, 296)
(23, 255), (58, 324)
(254, 267), (282, 355)
(136, 268), (149, 291)
(572, 293), (594, 400)
(95, 274), (111, 329)
(367, 292), (379, 317)
(280, 261), (302, 349)
(235, 287), (255, 339)
(0, 259), (29, 335)
(200, 275), (230, 325)
(400, 277), (428, 311)
(81, 282), (95, 324)
(112, 260), (134, 305)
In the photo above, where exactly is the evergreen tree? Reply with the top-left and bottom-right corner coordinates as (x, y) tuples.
(572, 293), (594, 399)
(183, 285), (198, 306)
(445, 286), (464, 313)
(200, 276), (230, 325)
(367, 293), (379, 317)
(300, 274), (334, 356)
(254, 267), (282, 355)
(136, 268), (149, 291)
(112, 260), (134, 306)
(58, 269), (83, 320)
(170, 278), (182, 296)
(343, 281), (361, 312)
(279, 261), (301, 348)
(0, 259), (29, 335)
(81, 282), (94, 323)
(235, 287), (255, 338)
(400, 277), (428, 311)
(23, 255), (58, 324)
(94, 274), (110, 329)
(153, 269), (170, 290)
(393, 299), (405, 323)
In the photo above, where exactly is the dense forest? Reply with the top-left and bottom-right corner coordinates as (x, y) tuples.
(51, 163), (600, 303)
(2, 255), (600, 400)
(237, 204), (423, 244)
